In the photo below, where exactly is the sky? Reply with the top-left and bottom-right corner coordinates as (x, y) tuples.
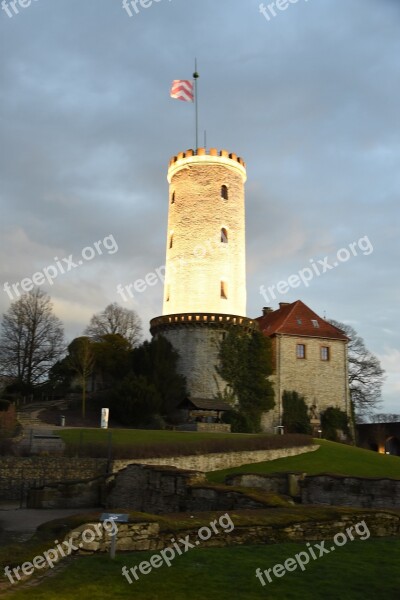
(0, 0), (399, 413)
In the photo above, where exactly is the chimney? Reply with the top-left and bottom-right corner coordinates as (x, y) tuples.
(279, 302), (290, 309)
(262, 307), (273, 316)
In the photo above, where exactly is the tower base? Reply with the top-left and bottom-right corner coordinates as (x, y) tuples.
(150, 313), (257, 400)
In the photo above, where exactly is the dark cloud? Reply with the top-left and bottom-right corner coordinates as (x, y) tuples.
(0, 0), (398, 410)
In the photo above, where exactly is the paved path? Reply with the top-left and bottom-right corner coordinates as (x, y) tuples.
(0, 506), (101, 545)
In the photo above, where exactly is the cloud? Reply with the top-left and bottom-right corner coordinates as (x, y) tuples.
(0, 0), (398, 410)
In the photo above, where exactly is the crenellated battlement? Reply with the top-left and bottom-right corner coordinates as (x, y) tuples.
(150, 313), (257, 336)
(167, 148), (247, 183)
(168, 148), (246, 168)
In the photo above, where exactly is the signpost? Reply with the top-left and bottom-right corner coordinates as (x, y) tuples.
(100, 513), (129, 559)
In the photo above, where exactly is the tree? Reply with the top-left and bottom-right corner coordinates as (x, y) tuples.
(216, 328), (275, 432)
(66, 337), (95, 418)
(131, 336), (187, 417)
(282, 390), (312, 434)
(107, 374), (161, 427)
(0, 290), (65, 389)
(92, 334), (132, 385)
(371, 413), (400, 423)
(84, 303), (142, 347)
(329, 320), (385, 419)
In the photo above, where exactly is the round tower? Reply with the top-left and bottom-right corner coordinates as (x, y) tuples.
(151, 148), (255, 401)
(163, 147), (247, 316)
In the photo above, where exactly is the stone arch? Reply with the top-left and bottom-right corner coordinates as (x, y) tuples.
(385, 436), (400, 456)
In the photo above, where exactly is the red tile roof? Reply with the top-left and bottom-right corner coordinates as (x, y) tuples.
(256, 301), (348, 341)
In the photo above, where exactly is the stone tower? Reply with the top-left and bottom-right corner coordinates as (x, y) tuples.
(150, 148), (256, 400)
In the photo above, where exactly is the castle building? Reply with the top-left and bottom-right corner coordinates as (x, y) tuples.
(150, 148), (352, 433)
(256, 301), (351, 433)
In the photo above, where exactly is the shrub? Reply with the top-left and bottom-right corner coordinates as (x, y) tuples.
(282, 390), (312, 434)
(321, 407), (350, 441)
(0, 399), (10, 411)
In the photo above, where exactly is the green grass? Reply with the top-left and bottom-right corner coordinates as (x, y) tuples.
(57, 429), (312, 459)
(58, 428), (247, 447)
(4, 539), (400, 599)
(207, 439), (400, 483)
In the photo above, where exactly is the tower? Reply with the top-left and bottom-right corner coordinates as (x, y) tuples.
(150, 148), (256, 400)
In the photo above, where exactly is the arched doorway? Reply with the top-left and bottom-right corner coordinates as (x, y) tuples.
(385, 436), (400, 456)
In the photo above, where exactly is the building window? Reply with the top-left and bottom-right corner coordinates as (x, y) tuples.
(166, 286), (170, 302)
(321, 346), (330, 361)
(296, 344), (306, 359)
(220, 281), (228, 299)
(311, 319), (319, 328)
(221, 185), (228, 200)
(171, 191), (175, 204)
(221, 228), (228, 243)
(169, 234), (173, 249)
(296, 318), (302, 325)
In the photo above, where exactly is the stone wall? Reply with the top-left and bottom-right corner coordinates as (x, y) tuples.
(226, 472), (304, 497)
(301, 475), (400, 508)
(106, 464), (277, 513)
(27, 476), (104, 509)
(226, 472), (400, 509)
(158, 325), (229, 399)
(69, 510), (400, 554)
(262, 335), (351, 433)
(177, 423), (231, 433)
(112, 444), (318, 474)
(0, 457), (107, 501)
(0, 445), (317, 501)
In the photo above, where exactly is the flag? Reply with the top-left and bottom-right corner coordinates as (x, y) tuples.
(170, 80), (194, 102)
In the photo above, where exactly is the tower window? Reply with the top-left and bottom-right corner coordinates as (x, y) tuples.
(169, 234), (173, 249)
(171, 191), (175, 204)
(221, 185), (228, 200)
(321, 346), (330, 361)
(221, 228), (228, 243)
(220, 281), (228, 299)
(166, 286), (170, 302)
(296, 344), (306, 359)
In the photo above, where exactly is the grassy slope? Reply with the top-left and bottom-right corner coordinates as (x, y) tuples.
(207, 439), (400, 483)
(5, 540), (400, 600)
(58, 428), (250, 446)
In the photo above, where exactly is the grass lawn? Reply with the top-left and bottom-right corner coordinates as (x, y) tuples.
(57, 429), (312, 458)
(207, 439), (400, 483)
(5, 539), (400, 599)
(58, 428), (249, 447)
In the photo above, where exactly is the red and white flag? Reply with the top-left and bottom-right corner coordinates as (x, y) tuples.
(170, 80), (194, 102)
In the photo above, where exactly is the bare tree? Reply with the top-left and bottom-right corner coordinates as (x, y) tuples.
(0, 289), (65, 389)
(329, 319), (385, 419)
(84, 303), (142, 347)
(371, 413), (400, 423)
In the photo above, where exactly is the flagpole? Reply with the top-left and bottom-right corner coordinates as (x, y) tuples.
(193, 59), (199, 151)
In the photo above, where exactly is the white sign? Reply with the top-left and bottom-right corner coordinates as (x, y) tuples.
(101, 408), (109, 429)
